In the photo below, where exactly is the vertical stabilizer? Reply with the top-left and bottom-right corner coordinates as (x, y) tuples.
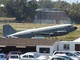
(3, 24), (16, 37)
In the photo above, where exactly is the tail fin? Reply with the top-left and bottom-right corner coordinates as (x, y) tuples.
(3, 24), (16, 37)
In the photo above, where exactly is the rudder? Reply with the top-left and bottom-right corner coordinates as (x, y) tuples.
(3, 24), (16, 37)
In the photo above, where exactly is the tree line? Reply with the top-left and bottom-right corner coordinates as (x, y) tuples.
(0, 0), (80, 24)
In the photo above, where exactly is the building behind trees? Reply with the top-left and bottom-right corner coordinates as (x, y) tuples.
(34, 8), (71, 24)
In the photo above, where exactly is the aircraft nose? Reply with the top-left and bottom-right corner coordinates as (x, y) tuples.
(74, 27), (77, 30)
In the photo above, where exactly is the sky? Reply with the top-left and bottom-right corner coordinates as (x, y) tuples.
(52, 0), (80, 3)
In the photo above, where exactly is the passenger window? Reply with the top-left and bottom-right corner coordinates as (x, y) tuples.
(23, 55), (28, 58)
(29, 55), (34, 58)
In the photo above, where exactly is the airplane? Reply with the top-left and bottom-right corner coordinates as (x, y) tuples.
(3, 24), (77, 38)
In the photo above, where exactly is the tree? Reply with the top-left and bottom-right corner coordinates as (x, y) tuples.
(53, 0), (70, 11)
(53, 0), (80, 24)
(0, 0), (10, 5)
(68, 3), (80, 24)
(3, 0), (80, 24)
(0, 0), (10, 17)
(5, 0), (38, 22)
(26, 0), (38, 22)
(38, 0), (53, 8)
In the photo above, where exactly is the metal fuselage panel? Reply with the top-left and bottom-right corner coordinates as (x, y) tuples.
(8, 24), (76, 38)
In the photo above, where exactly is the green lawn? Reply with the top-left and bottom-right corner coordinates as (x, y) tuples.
(0, 23), (80, 41)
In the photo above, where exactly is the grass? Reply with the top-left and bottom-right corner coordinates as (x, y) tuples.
(0, 23), (80, 41)
(0, 17), (15, 21)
